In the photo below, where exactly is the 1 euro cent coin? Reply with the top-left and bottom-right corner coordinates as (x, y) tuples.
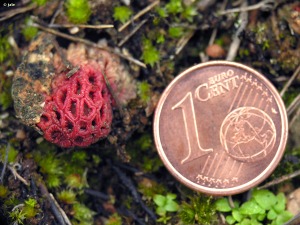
(153, 61), (288, 195)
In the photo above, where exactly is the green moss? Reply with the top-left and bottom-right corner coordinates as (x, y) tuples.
(0, 185), (8, 198)
(73, 203), (96, 224)
(137, 81), (151, 104)
(179, 194), (217, 225)
(113, 6), (133, 24)
(0, 91), (13, 110)
(57, 190), (77, 204)
(34, 149), (63, 188)
(168, 27), (184, 38)
(106, 213), (122, 225)
(156, 7), (168, 18)
(22, 25), (38, 41)
(138, 178), (167, 201)
(0, 72), (13, 110)
(9, 208), (26, 225)
(23, 198), (39, 218)
(65, 0), (91, 24)
(0, 35), (11, 63)
(0, 145), (18, 163)
(32, 0), (47, 6)
(165, 0), (183, 15)
(141, 38), (160, 67)
(182, 5), (197, 22)
(65, 173), (87, 189)
(282, 89), (299, 107)
(156, 33), (165, 44)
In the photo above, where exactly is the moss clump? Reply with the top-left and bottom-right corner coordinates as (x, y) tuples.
(137, 81), (151, 104)
(65, 0), (91, 24)
(22, 18), (38, 41)
(57, 190), (77, 204)
(32, 0), (48, 6)
(72, 203), (96, 225)
(168, 26), (184, 38)
(23, 198), (39, 218)
(0, 35), (11, 63)
(106, 213), (122, 225)
(179, 194), (217, 225)
(0, 185), (8, 198)
(141, 38), (160, 67)
(33, 143), (63, 188)
(113, 6), (133, 24)
(0, 145), (18, 163)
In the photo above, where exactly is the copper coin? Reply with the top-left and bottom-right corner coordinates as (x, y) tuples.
(153, 61), (288, 195)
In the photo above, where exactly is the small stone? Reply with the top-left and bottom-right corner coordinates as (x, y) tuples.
(206, 44), (226, 58)
(16, 129), (26, 140)
(287, 188), (300, 215)
(69, 27), (79, 34)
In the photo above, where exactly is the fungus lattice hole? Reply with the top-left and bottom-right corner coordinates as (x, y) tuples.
(83, 102), (91, 116)
(79, 121), (87, 131)
(55, 110), (61, 121)
(60, 89), (67, 104)
(76, 80), (82, 95)
(51, 130), (62, 140)
(92, 119), (97, 129)
(101, 89), (106, 97)
(101, 126), (107, 133)
(99, 106), (104, 119)
(75, 136), (83, 143)
(88, 75), (96, 84)
(67, 120), (73, 131)
(70, 100), (77, 117)
(41, 115), (49, 123)
(89, 91), (95, 101)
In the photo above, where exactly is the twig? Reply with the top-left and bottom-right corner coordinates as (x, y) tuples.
(101, 69), (124, 116)
(118, 19), (148, 47)
(0, 143), (9, 183)
(175, 30), (195, 55)
(270, 11), (280, 41)
(11, 204), (25, 212)
(258, 169), (300, 190)
(37, 178), (68, 225)
(32, 22), (146, 68)
(8, 163), (30, 186)
(289, 105), (300, 128)
(208, 0), (228, 46)
(280, 64), (300, 97)
(50, 0), (64, 25)
(208, 28), (218, 46)
(228, 195), (235, 208)
(283, 212), (300, 225)
(48, 24), (114, 29)
(112, 166), (140, 202)
(112, 166), (157, 220)
(118, 207), (146, 225)
(84, 188), (110, 201)
(218, 0), (276, 15)
(226, 0), (248, 61)
(287, 93), (300, 117)
(118, 0), (160, 32)
(0, 4), (36, 22)
(49, 193), (72, 225)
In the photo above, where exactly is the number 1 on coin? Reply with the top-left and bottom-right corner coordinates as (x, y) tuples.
(172, 92), (213, 164)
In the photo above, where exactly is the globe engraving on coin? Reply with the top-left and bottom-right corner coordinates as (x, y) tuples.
(153, 61), (288, 195)
(220, 107), (276, 163)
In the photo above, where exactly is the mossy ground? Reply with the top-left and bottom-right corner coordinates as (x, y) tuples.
(0, 0), (300, 224)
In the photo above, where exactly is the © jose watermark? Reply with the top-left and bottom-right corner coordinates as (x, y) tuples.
(3, 3), (16, 7)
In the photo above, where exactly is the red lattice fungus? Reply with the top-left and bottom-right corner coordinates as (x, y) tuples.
(37, 64), (113, 147)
